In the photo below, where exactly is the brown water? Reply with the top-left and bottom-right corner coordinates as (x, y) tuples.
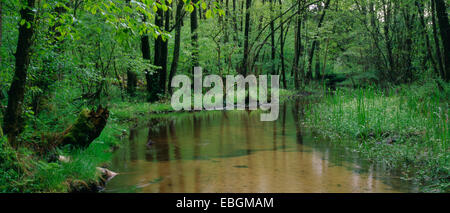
(105, 100), (416, 193)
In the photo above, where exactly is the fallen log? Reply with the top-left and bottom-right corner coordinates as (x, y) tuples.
(59, 105), (109, 148)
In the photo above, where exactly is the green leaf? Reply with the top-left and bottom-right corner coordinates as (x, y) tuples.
(20, 19), (26, 26)
(153, 5), (158, 13)
(205, 9), (212, 19)
(186, 4), (194, 13)
(219, 9), (225, 16)
(201, 2), (207, 10)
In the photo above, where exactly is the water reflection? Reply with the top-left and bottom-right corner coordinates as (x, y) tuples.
(105, 100), (416, 193)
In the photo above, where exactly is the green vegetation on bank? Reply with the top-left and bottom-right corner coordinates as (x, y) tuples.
(304, 81), (449, 192)
(0, 109), (123, 192)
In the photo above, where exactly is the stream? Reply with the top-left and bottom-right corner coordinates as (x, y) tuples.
(105, 99), (417, 193)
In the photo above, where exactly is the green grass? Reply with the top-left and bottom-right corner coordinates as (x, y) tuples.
(304, 81), (449, 192)
(0, 113), (127, 192)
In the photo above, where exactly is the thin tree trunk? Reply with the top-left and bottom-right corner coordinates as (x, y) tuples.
(279, 0), (286, 89)
(240, 1), (244, 31)
(292, 0), (302, 89)
(125, 0), (137, 97)
(322, 38), (329, 82)
(402, 7), (414, 83)
(242, 0), (251, 75)
(191, 0), (199, 76)
(224, 0), (230, 43)
(0, 1), (2, 64)
(153, 7), (165, 100)
(232, 0), (239, 43)
(314, 41), (320, 79)
(168, 0), (184, 95)
(3, 0), (36, 146)
(416, 1), (438, 76)
(434, 0), (450, 81)
(160, 6), (170, 95)
(368, 2), (387, 72)
(141, 13), (154, 101)
(431, 0), (445, 79)
(382, 0), (395, 81)
(306, 0), (331, 81)
(270, 0), (276, 75)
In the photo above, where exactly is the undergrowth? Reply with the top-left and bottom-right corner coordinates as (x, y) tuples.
(304, 80), (449, 192)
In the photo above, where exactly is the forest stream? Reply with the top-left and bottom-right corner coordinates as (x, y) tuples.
(105, 99), (418, 193)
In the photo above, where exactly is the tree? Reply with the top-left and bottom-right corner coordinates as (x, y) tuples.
(191, 0), (200, 75)
(279, 0), (287, 88)
(415, 0), (438, 77)
(141, 13), (154, 101)
(306, 0), (331, 81)
(242, 0), (251, 75)
(126, 0), (137, 96)
(292, 0), (303, 89)
(0, 1), (2, 64)
(168, 0), (185, 95)
(270, 0), (276, 75)
(431, 0), (445, 80)
(434, 0), (450, 81)
(3, 0), (36, 146)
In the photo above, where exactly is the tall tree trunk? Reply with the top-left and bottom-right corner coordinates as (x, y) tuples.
(153, 7), (165, 100)
(322, 38), (330, 82)
(0, 1), (2, 65)
(434, 0), (450, 81)
(292, 0), (302, 89)
(382, 0), (395, 81)
(306, 0), (331, 81)
(160, 6), (170, 95)
(368, 2), (387, 72)
(190, 0), (199, 76)
(416, 1), (438, 76)
(125, 0), (137, 97)
(168, 0), (184, 95)
(242, 0), (251, 75)
(232, 0), (239, 42)
(314, 41), (321, 79)
(141, 14), (154, 101)
(279, 0), (286, 89)
(224, 0), (230, 43)
(240, 1), (244, 31)
(270, 0), (276, 75)
(431, 0), (445, 79)
(398, 4), (415, 83)
(3, 0), (36, 146)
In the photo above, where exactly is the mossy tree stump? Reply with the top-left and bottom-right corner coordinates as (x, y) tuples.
(59, 105), (109, 148)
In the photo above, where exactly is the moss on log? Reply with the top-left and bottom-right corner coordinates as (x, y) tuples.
(60, 105), (109, 148)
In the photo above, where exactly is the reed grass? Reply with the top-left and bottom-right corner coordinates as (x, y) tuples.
(304, 81), (449, 192)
